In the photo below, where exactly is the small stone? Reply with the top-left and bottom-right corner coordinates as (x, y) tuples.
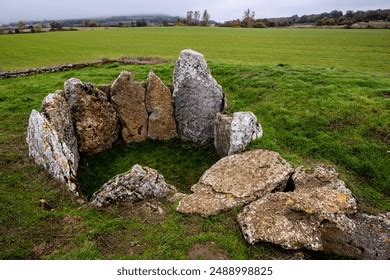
(111, 71), (148, 143)
(214, 112), (263, 157)
(173, 49), (225, 145)
(90, 165), (177, 207)
(39, 199), (54, 211)
(146, 71), (177, 140)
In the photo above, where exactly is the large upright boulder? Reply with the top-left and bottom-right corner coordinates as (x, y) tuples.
(173, 49), (225, 145)
(214, 112), (263, 157)
(90, 165), (177, 207)
(64, 78), (119, 154)
(27, 110), (78, 195)
(146, 71), (177, 140)
(41, 90), (79, 169)
(110, 71), (148, 143)
(177, 149), (294, 217)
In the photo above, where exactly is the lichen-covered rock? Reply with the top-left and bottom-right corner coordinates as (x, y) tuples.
(214, 112), (263, 157)
(320, 212), (390, 259)
(27, 110), (78, 194)
(146, 71), (177, 140)
(237, 165), (358, 252)
(173, 49), (225, 145)
(111, 71), (148, 143)
(237, 193), (356, 250)
(90, 165), (177, 207)
(177, 149), (294, 217)
(41, 90), (79, 170)
(64, 78), (119, 153)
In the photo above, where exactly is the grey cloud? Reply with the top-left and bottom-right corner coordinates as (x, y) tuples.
(1, 0), (388, 24)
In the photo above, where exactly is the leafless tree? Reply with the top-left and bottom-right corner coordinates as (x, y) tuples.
(186, 11), (194, 25)
(201, 10), (211, 26)
(194, 11), (201, 25)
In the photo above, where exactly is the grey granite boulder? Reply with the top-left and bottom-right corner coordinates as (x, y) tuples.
(173, 49), (225, 145)
(177, 149), (294, 217)
(27, 110), (78, 195)
(214, 112), (263, 157)
(64, 78), (119, 153)
(90, 165), (177, 207)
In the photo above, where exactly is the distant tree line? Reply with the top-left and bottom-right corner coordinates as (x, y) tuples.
(177, 10), (211, 26)
(221, 9), (390, 28)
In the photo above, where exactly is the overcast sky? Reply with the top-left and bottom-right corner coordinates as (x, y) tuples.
(1, 0), (388, 24)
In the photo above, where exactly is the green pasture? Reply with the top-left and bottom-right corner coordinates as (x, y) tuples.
(0, 27), (389, 73)
(0, 27), (389, 259)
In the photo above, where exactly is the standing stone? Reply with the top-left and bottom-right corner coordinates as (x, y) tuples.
(173, 49), (225, 145)
(41, 90), (79, 170)
(146, 71), (177, 140)
(214, 112), (263, 157)
(177, 149), (294, 217)
(64, 78), (119, 154)
(90, 165), (177, 207)
(110, 71), (148, 143)
(27, 110), (78, 195)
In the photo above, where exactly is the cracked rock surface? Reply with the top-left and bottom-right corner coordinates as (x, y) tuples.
(90, 165), (177, 207)
(41, 90), (79, 169)
(27, 110), (78, 195)
(237, 165), (389, 259)
(111, 71), (148, 143)
(64, 78), (119, 153)
(173, 49), (225, 145)
(177, 149), (294, 217)
(214, 112), (263, 157)
(146, 71), (177, 140)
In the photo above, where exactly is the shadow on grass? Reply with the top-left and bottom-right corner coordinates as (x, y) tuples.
(77, 139), (220, 199)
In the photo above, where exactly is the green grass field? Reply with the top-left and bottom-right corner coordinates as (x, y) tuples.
(0, 27), (389, 73)
(0, 27), (389, 260)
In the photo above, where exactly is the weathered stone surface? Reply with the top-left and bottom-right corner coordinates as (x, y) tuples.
(41, 90), (79, 170)
(90, 165), (177, 207)
(214, 112), (263, 157)
(64, 78), (119, 153)
(97, 84), (112, 96)
(146, 71), (177, 140)
(321, 212), (390, 260)
(173, 49), (225, 145)
(237, 165), (360, 253)
(177, 149), (294, 217)
(111, 71), (148, 143)
(27, 110), (78, 194)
